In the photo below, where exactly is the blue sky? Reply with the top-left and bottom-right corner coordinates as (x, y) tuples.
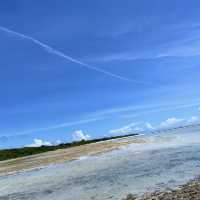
(0, 0), (200, 148)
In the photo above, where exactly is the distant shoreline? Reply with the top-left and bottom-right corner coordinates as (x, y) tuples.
(1, 123), (199, 162)
(0, 133), (139, 162)
(0, 135), (145, 176)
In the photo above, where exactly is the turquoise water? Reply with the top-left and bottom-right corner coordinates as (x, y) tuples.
(0, 125), (200, 200)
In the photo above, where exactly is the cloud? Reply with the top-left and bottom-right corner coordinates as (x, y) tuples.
(72, 130), (91, 141)
(159, 116), (199, 128)
(159, 117), (184, 128)
(187, 116), (199, 123)
(109, 122), (142, 135)
(27, 139), (52, 147)
(134, 127), (144, 132)
(54, 140), (62, 145)
(146, 116), (199, 131)
(146, 122), (155, 130)
(109, 126), (132, 135)
(198, 107), (200, 111)
(0, 25), (149, 85)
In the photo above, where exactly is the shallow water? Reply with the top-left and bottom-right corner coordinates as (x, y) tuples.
(1, 125), (200, 200)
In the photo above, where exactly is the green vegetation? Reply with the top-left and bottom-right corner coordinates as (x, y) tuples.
(0, 133), (138, 161)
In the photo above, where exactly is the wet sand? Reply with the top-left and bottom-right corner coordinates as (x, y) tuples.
(0, 136), (145, 175)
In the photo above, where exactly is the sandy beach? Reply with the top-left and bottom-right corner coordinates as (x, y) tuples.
(0, 136), (145, 176)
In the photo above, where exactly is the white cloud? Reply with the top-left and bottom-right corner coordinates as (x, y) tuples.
(109, 122), (141, 135)
(134, 127), (144, 132)
(147, 116), (199, 131)
(27, 139), (52, 147)
(187, 116), (199, 123)
(109, 126), (132, 135)
(54, 140), (62, 145)
(72, 130), (91, 141)
(159, 117), (184, 128)
(146, 122), (155, 130)
(109, 115), (199, 137)
(10, 101), (199, 140)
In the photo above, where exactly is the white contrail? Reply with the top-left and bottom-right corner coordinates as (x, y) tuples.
(0, 25), (148, 84)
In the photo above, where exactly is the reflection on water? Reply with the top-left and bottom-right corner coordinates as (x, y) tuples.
(1, 125), (200, 200)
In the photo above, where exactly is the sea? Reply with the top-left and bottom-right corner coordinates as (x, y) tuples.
(0, 125), (200, 200)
